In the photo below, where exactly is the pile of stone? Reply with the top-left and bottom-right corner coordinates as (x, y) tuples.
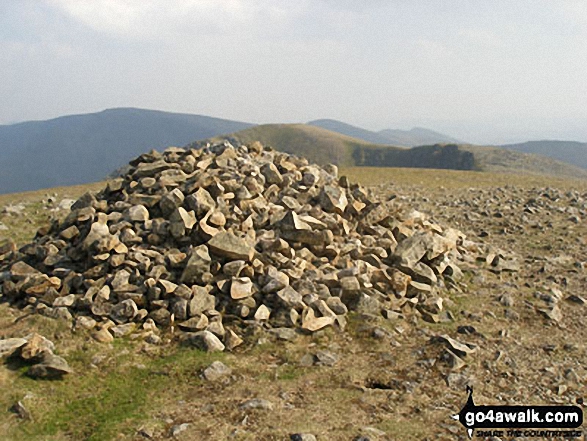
(0, 333), (72, 379)
(0, 141), (485, 351)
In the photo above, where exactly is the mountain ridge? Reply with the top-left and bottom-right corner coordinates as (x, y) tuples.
(0, 108), (254, 194)
(498, 140), (587, 170)
(1, 109), (586, 195)
(308, 118), (462, 147)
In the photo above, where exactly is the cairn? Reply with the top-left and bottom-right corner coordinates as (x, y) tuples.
(0, 141), (486, 351)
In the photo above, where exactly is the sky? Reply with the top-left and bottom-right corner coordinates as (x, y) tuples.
(1, 0), (586, 144)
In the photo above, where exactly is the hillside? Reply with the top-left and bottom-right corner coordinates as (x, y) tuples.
(193, 125), (476, 171)
(499, 140), (587, 169)
(462, 145), (587, 179)
(192, 123), (394, 166)
(308, 119), (462, 147)
(0, 108), (253, 194)
(195, 124), (587, 178)
(379, 127), (462, 147)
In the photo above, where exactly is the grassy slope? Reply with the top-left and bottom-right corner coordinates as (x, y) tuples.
(342, 166), (587, 189)
(499, 140), (587, 169)
(462, 145), (587, 179)
(199, 125), (587, 179)
(198, 124), (402, 166)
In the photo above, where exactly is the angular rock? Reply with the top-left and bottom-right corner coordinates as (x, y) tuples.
(239, 398), (274, 411)
(224, 329), (244, 351)
(202, 361), (232, 381)
(231, 277), (254, 300)
(187, 331), (225, 352)
(27, 352), (73, 379)
(20, 334), (55, 361)
(124, 205), (150, 222)
(208, 232), (255, 262)
(0, 338), (27, 359)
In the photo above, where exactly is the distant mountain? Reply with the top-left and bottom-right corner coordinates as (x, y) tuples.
(461, 145), (587, 179)
(0, 108), (253, 194)
(197, 124), (587, 179)
(498, 140), (587, 169)
(378, 127), (462, 147)
(194, 124), (477, 171)
(307, 119), (462, 147)
(307, 119), (396, 145)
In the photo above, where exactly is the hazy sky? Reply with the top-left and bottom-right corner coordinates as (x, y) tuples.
(1, 0), (586, 144)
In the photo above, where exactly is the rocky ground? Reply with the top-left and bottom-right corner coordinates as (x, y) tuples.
(0, 155), (585, 441)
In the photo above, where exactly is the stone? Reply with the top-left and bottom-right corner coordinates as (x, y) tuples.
(326, 296), (348, 315)
(0, 139), (476, 353)
(320, 185), (348, 214)
(60, 225), (80, 240)
(10, 401), (31, 420)
(0, 338), (27, 359)
(159, 188), (184, 215)
(170, 423), (190, 437)
(124, 205), (150, 222)
(187, 331), (225, 352)
(276, 286), (304, 308)
(189, 287), (216, 316)
(10, 261), (40, 279)
(19, 333), (55, 361)
(388, 269), (411, 297)
(566, 294), (585, 305)
(202, 361), (232, 381)
(170, 207), (197, 230)
(92, 327), (114, 343)
(180, 245), (211, 284)
(110, 299), (139, 324)
(208, 232), (255, 262)
(539, 304), (563, 323)
(186, 188), (216, 217)
(268, 327), (298, 341)
(206, 320), (225, 338)
(239, 398), (274, 411)
(27, 352), (73, 379)
(178, 315), (209, 332)
(254, 304), (271, 321)
(231, 277), (254, 299)
(261, 162), (283, 185)
(290, 435), (317, 441)
(75, 316), (97, 330)
(262, 268), (289, 293)
(441, 348), (466, 370)
(224, 329), (244, 351)
(314, 350), (338, 366)
(393, 232), (430, 268)
(53, 294), (76, 307)
(432, 335), (477, 357)
(149, 308), (172, 326)
(301, 308), (335, 332)
(110, 323), (136, 338)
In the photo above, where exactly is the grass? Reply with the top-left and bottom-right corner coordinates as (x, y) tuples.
(340, 166), (587, 189)
(0, 324), (227, 441)
(376, 418), (429, 440)
(0, 181), (106, 246)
